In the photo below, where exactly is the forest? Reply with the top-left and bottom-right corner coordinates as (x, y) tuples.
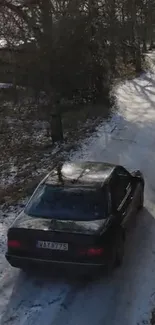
(0, 0), (155, 104)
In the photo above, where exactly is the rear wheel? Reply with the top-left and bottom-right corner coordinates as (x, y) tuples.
(138, 187), (144, 210)
(20, 267), (30, 274)
(114, 229), (125, 268)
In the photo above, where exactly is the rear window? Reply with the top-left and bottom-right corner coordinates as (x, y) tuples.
(25, 184), (107, 221)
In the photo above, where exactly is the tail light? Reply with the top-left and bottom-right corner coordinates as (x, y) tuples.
(87, 248), (104, 256)
(78, 247), (104, 257)
(8, 240), (21, 249)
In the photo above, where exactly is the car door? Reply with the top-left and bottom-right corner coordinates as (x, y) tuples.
(109, 167), (133, 228)
(116, 167), (142, 221)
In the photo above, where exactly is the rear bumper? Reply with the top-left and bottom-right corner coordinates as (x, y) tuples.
(5, 253), (106, 273)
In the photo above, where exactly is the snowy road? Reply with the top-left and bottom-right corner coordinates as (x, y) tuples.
(1, 53), (155, 325)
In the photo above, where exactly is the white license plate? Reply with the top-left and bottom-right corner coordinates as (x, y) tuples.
(36, 241), (68, 251)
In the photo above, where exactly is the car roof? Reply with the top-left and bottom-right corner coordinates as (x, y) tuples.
(44, 161), (116, 187)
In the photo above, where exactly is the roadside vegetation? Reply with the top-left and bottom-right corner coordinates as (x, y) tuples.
(0, 0), (155, 204)
(1, 0), (155, 102)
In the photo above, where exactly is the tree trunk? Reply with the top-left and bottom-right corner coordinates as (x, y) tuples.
(12, 72), (18, 105)
(142, 39), (147, 53)
(108, 0), (117, 73)
(50, 113), (63, 143)
(121, 2), (127, 64)
(150, 39), (154, 49)
(121, 42), (127, 64)
(135, 43), (142, 73)
(129, 0), (142, 72)
(57, 165), (64, 184)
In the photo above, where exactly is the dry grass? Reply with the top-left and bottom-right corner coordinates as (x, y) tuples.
(0, 94), (112, 206)
(0, 58), (141, 206)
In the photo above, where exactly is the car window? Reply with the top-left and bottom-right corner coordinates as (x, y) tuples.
(25, 184), (108, 221)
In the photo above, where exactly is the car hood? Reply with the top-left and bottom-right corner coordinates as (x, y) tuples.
(12, 211), (111, 236)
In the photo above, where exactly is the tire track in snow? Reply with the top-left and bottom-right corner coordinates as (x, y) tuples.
(0, 270), (71, 325)
(24, 282), (85, 325)
(50, 275), (120, 325)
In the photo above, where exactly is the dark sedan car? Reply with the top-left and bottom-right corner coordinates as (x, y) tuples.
(6, 161), (144, 273)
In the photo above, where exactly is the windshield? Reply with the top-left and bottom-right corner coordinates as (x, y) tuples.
(25, 184), (107, 221)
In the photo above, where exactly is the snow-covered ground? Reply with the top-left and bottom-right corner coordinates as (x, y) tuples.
(1, 53), (155, 325)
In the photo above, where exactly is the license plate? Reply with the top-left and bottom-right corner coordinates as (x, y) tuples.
(36, 241), (68, 251)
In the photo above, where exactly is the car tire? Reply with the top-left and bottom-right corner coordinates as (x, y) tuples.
(114, 230), (125, 268)
(20, 266), (32, 274)
(21, 267), (28, 273)
(138, 187), (144, 210)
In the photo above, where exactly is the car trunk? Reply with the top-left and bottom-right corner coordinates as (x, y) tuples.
(7, 213), (109, 263)
(7, 227), (103, 263)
